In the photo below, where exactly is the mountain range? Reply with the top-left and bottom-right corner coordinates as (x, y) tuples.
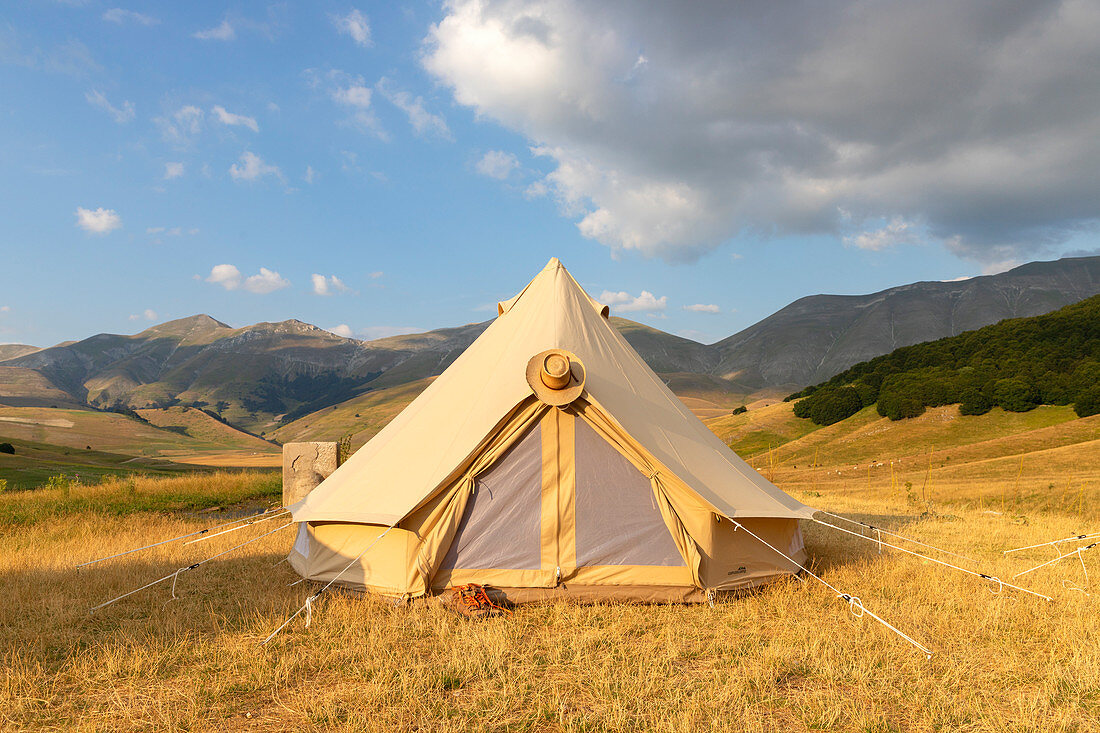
(2, 255), (1097, 434)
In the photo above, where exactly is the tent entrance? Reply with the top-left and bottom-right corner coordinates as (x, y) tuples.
(432, 405), (692, 591)
(573, 418), (684, 568)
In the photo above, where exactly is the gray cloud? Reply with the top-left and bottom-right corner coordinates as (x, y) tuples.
(425, 0), (1100, 264)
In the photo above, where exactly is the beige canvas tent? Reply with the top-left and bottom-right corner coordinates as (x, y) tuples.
(288, 258), (816, 602)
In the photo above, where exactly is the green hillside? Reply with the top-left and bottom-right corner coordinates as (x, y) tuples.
(788, 294), (1100, 425)
(0, 435), (208, 488)
(0, 406), (280, 486)
(271, 378), (434, 448)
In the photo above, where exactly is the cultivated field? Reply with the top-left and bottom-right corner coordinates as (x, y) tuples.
(2, 416), (1098, 731)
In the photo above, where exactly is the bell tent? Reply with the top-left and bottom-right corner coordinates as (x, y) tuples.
(287, 258), (816, 602)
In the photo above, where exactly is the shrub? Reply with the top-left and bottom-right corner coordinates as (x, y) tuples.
(732, 405), (747, 415)
(1074, 385), (1100, 418)
(44, 474), (72, 497)
(993, 378), (1040, 413)
(878, 394), (925, 421)
(0, 442), (14, 455)
(801, 387), (863, 426)
(853, 383), (878, 408)
(959, 390), (994, 416)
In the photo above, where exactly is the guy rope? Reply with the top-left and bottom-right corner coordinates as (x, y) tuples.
(1003, 532), (1100, 555)
(816, 510), (974, 562)
(811, 518), (1053, 601)
(89, 520), (294, 613)
(75, 506), (287, 568)
(261, 525), (396, 646)
(729, 519), (933, 658)
(1013, 541), (1097, 584)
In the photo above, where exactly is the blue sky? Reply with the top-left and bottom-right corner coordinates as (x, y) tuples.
(2, 2), (1097, 348)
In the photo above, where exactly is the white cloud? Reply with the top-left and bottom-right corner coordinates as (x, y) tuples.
(377, 79), (451, 139)
(333, 9), (371, 47)
(244, 267), (290, 294)
(476, 150), (519, 180)
(155, 105), (203, 144)
(0, 306), (10, 312)
(211, 105), (258, 132)
(193, 19), (235, 41)
(683, 303), (720, 314)
(329, 324), (354, 338)
(981, 259), (1022, 276)
(204, 264), (289, 294)
(229, 151), (283, 183)
(75, 207), (121, 234)
(206, 264), (242, 290)
(103, 8), (158, 26)
(424, 0), (1100, 266)
(164, 162), (184, 179)
(333, 84), (372, 109)
(525, 180), (549, 199)
(311, 273), (351, 296)
(146, 226), (187, 243)
(940, 275), (975, 282)
(128, 308), (158, 322)
(844, 217), (920, 251)
(598, 290), (668, 314)
(368, 271), (383, 279)
(304, 165), (317, 184)
(317, 324), (426, 340)
(85, 89), (134, 123)
(332, 84), (385, 137)
(307, 69), (387, 139)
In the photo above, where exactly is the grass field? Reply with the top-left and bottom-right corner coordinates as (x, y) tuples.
(3, 412), (1099, 730)
(0, 406), (281, 487)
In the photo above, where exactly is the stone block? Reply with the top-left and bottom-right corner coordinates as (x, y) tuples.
(282, 441), (339, 507)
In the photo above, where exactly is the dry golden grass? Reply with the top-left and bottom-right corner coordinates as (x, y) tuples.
(2, 467), (1099, 731)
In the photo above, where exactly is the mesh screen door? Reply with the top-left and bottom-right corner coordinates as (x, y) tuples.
(574, 419), (685, 567)
(439, 422), (543, 570)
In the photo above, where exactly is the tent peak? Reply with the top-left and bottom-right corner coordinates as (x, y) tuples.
(498, 258), (609, 319)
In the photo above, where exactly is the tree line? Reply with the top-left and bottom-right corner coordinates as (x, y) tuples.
(786, 294), (1100, 425)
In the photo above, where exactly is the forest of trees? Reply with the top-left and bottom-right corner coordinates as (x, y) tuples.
(787, 294), (1100, 425)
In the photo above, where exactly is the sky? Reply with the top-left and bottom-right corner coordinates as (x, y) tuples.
(2, 1), (1098, 348)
